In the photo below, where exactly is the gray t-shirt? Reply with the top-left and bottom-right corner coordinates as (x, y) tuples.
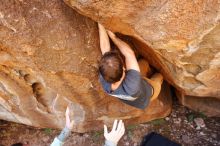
(99, 69), (153, 109)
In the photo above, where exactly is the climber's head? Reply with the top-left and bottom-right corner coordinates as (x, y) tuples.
(99, 51), (124, 83)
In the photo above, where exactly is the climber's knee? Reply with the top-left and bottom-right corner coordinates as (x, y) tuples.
(144, 73), (164, 102)
(150, 73), (163, 85)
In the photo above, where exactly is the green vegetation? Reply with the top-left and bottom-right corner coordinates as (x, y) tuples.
(128, 130), (133, 139)
(198, 112), (207, 119)
(187, 114), (195, 122)
(127, 124), (138, 130)
(150, 118), (166, 125)
(126, 124), (138, 139)
(187, 112), (207, 122)
(43, 128), (53, 135)
(91, 130), (103, 142)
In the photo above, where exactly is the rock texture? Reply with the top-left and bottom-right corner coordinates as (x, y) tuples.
(64, 0), (220, 116)
(0, 0), (172, 132)
(176, 90), (220, 117)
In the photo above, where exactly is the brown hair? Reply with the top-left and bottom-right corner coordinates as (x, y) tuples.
(99, 51), (124, 83)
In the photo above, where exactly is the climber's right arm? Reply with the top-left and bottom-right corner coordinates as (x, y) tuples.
(98, 23), (111, 55)
(107, 31), (140, 72)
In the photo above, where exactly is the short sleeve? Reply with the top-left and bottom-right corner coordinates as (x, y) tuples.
(122, 69), (141, 96)
(99, 74), (111, 93)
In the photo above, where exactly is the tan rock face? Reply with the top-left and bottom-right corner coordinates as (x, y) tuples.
(0, 0), (172, 132)
(176, 91), (220, 117)
(65, 0), (220, 116)
(64, 0), (220, 97)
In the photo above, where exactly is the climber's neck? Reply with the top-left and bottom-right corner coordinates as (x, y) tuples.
(111, 70), (126, 91)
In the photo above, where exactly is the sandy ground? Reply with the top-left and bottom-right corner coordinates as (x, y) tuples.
(0, 101), (220, 146)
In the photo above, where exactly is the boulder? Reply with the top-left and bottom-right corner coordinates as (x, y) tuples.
(64, 0), (220, 116)
(0, 0), (172, 132)
(176, 90), (220, 117)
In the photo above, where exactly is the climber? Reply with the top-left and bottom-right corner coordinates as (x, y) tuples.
(98, 23), (163, 109)
(51, 106), (125, 146)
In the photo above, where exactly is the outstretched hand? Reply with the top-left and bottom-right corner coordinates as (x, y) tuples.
(65, 106), (74, 130)
(104, 120), (125, 145)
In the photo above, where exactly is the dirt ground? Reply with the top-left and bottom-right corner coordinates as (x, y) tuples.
(0, 101), (220, 146)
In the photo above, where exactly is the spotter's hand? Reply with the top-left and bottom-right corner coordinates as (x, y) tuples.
(104, 120), (125, 145)
(65, 106), (74, 129)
